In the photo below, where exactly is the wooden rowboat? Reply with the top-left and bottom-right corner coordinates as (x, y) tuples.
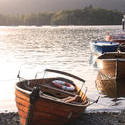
(96, 52), (125, 97)
(96, 70), (125, 97)
(105, 33), (125, 44)
(105, 16), (125, 52)
(15, 69), (90, 125)
(105, 16), (125, 44)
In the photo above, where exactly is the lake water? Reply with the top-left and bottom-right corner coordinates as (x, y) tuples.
(0, 25), (125, 112)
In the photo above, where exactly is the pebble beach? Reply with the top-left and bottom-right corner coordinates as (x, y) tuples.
(0, 111), (125, 125)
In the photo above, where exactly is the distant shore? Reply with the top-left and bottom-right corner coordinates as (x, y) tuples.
(0, 7), (122, 26)
(1, 111), (125, 125)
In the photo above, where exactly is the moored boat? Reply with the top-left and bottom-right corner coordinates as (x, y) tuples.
(96, 70), (125, 97)
(90, 41), (119, 55)
(105, 33), (125, 52)
(15, 69), (90, 125)
(89, 41), (119, 66)
(96, 52), (125, 97)
(105, 15), (125, 51)
(105, 33), (125, 44)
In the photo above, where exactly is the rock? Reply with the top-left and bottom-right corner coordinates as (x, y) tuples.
(0, 111), (125, 125)
(0, 112), (20, 125)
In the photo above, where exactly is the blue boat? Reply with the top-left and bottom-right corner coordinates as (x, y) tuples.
(89, 41), (119, 66)
(90, 41), (119, 55)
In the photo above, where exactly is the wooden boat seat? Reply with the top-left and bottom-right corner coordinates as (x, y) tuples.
(40, 93), (83, 104)
(39, 84), (76, 98)
(61, 95), (81, 103)
(19, 77), (77, 99)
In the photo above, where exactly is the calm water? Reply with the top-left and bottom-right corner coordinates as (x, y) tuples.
(0, 25), (125, 112)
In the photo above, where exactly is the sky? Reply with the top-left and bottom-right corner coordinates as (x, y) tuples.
(0, 0), (124, 14)
(0, 0), (88, 14)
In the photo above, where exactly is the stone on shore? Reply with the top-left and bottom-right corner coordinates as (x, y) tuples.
(0, 111), (125, 125)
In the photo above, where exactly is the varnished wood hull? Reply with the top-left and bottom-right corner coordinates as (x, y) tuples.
(15, 77), (89, 125)
(97, 52), (125, 78)
(96, 70), (125, 98)
(96, 53), (125, 97)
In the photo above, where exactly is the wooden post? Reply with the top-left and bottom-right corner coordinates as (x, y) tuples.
(115, 59), (119, 100)
(122, 18), (125, 31)
(25, 86), (40, 125)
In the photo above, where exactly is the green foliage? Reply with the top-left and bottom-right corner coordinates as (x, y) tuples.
(0, 7), (123, 25)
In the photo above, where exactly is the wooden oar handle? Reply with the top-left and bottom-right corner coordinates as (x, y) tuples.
(45, 69), (85, 83)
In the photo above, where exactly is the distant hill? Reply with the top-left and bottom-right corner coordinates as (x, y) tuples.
(0, 7), (122, 26)
(0, 0), (125, 15)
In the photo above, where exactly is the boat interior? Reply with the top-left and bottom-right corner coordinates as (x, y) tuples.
(16, 77), (88, 105)
(98, 52), (125, 60)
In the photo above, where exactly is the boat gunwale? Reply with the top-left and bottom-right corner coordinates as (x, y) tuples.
(15, 80), (90, 107)
(91, 41), (119, 46)
(97, 52), (125, 61)
(97, 58), (125, 61)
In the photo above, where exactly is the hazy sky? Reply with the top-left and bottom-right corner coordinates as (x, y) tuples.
(0, 0), (124, 14)
(0, 0), (88, 14)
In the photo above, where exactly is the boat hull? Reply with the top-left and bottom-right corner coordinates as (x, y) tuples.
(96, 52), (125, 97)
(97, 53), (125, 78)
(96, 70), (125, 97)
(90, 41), (119, 55)
(15, 78), (89, 125)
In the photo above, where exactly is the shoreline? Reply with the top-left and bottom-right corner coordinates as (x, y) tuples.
(0, 111), (125, 125)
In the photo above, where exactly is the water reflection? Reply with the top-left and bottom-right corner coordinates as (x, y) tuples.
(0, 26), (124, 112)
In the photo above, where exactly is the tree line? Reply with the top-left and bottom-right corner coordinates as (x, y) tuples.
(0, 6), (123, 26)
